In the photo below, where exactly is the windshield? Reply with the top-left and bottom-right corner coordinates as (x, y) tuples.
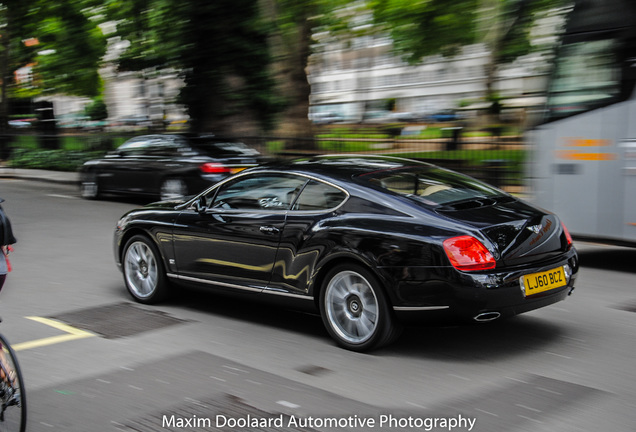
(358, 166), (504, 206)
(545, 38), (622, 121)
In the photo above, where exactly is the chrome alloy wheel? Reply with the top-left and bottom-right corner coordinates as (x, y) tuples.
(80, 172), (99, 199)
(80, 181), (99, 199)
(324, 270), (379, 344)
(124, 240), (159, 300)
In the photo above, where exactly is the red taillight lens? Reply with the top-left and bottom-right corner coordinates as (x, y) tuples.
(200, 162), (232, 174)
(561, 221), (573, 249)
(443, 236), (496, 271)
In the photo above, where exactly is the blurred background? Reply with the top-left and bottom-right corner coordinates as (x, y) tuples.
(0, 0), (630, 212)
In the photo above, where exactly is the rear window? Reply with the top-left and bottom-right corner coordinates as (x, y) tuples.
(292, 180), (347, 211)
(358, 166), (504, 206)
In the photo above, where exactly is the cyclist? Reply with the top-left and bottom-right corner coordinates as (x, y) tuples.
(0, 198), (16, 291)
(0, 198), (20, 423)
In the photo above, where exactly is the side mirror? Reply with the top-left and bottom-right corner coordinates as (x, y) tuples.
(194, 196), (207, 213)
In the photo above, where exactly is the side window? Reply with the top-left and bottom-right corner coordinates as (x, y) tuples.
(292, 180), (346, 211)
(210, 174), (307, 210)
(146, 140), (181, 157)
(117, 139), (149, 156)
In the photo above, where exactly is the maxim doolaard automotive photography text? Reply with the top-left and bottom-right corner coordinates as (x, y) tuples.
(162, 413), (477, 430)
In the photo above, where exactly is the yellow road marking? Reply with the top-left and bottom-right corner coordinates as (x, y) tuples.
(12, 317), (95, 352)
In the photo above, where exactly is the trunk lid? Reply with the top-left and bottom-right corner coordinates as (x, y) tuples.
(436, 197), (566, 266)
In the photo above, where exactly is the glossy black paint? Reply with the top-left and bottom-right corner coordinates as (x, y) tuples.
(114, 155), (578, 327)
(80, 134), (266, 200)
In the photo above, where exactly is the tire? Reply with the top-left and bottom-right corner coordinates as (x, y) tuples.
(122, 235), (169, 304)
(80, 172), (100, 200)
(319, 264), (401, 352)
(159, 177), (187, 201)
(0, 333), (27, 432)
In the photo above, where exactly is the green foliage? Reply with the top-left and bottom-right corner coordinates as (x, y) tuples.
(101, 0), (184, 71)
(84, 97), (109, 120)
(369, 0), (479, 62)
(7, 148), (105, 171)
(6, 132), (128, 171)
(103, 0), (281, 133)
(369, 0), (569, 95)
(33, 3), (106, 97)
(1, 0), (107, 99)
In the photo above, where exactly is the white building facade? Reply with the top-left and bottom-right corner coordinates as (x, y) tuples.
(306, 7), (566, 125)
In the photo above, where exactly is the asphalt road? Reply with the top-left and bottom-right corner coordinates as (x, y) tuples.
(0, 177), (635, 432)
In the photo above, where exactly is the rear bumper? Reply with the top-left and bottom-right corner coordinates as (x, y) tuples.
(390, 249), (579, 323)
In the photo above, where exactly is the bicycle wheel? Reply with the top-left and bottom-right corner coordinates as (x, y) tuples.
(0, 333), (26, 432)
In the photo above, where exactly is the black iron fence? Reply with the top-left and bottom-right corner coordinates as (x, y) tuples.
(239, 132), (528, 193)
(1, 128), (529, 193)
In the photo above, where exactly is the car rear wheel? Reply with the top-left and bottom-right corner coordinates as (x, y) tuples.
(80, 172), (100, 199)
(319, 264), (401, 351)
(160, 177), (187, 201)
(122, 235), (169, 304)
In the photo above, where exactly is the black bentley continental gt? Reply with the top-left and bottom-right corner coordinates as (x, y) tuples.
(80, 134), (266, 201)
(114, 155), (578, 351)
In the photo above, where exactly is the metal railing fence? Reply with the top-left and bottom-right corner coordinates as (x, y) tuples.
(0, 128), (529, 193)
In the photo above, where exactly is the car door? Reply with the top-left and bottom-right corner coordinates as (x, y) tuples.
(172, 173), (308, 291)
(94, 137), (148, 192)
(103, 136), (157, 193)
(268, 179), (348, 295)
(121, 138), (177, 194)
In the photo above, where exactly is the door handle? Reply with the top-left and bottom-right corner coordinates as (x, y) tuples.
(259, 226), (280, 234)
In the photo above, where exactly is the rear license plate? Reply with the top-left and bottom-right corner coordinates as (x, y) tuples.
(521, 266), (566, 297)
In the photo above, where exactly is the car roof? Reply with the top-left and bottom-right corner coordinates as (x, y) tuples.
(253, 155), (434, 181)
(122, 133), (246, 143)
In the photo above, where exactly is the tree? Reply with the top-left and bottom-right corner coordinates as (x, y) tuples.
(103, 0), (281, 135)
(369, 0), (570, 109)
(0, 0), (106, 132)
(370, 0), (479, 60)
(29, 2), (106, 98)
(261, 0), (364, 137)
(85, 96), (108, 120)
(260, 0), (317, 137)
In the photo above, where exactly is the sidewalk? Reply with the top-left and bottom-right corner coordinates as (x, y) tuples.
(0, 166), (79, 185)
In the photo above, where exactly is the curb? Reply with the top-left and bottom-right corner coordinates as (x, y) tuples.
(0, 167), (80, 186)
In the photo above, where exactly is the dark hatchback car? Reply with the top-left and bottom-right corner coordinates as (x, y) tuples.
(114, 155), (578, 351)
(79, 134), (266, 201)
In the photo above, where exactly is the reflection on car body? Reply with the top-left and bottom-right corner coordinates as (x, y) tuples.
(114, 155), (578, 351)
(79, 134), (267, 201)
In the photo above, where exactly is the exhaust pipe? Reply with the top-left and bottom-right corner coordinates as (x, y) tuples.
(473, 312), (501, 322)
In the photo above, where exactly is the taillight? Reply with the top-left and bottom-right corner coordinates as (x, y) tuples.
(561, 221), (573, 249)
(200, 162), (232, 174)
(443, 236), (496, 271)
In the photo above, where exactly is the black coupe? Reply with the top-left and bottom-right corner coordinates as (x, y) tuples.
(114, 155), (578, 351)
(80, 134), (266, 201)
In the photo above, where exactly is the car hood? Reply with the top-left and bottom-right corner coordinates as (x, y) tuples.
(435, 197), (567, 266)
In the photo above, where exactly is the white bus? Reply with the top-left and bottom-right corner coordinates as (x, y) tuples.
(529, 0), (636, 246)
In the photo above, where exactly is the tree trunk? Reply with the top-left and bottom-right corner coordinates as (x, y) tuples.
(0, 10), (11, 136)
(261, 0), (315, 142)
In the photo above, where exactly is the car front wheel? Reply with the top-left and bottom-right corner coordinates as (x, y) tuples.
(122, 235), (169, 304)
(80, 172), (100, 199)
(319, 264), (401, 351)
